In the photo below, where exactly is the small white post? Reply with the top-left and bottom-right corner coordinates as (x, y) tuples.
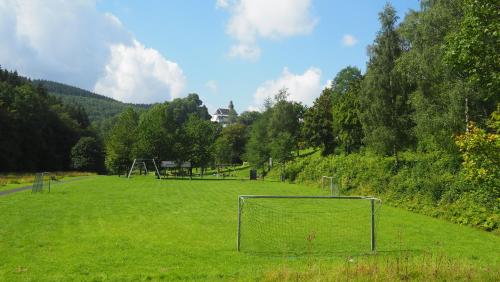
(127, 159), (137, 178)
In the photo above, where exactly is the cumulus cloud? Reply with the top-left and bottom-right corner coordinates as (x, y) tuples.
(218, 0), (318, 60)
(0, 0), (186, 103)
(342, 34), (358, 47)
(95, 40), (186, 103)
(252, 67), (323, 109)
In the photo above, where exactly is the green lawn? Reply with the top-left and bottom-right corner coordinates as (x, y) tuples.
(0, 176), (498, 281)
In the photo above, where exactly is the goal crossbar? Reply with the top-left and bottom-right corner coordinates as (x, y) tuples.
(237, 195), (382, 253)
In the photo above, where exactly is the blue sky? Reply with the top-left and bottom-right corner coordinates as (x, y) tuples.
(0, 0), (420, 113)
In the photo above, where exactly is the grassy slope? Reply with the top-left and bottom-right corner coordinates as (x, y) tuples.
(0, 177), (498, 281)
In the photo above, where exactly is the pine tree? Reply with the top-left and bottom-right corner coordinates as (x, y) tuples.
(360, 3), (414, 160)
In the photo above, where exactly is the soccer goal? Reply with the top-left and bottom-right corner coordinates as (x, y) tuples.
(237, 195), (382, 254)
(32, 172), (50, 193)
(321, 176), (338, 196)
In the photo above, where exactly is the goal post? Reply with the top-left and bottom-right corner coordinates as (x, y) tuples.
(237, 195), (382, 254)
(321, 176), (338, 196)
(32, 172), (50, 193)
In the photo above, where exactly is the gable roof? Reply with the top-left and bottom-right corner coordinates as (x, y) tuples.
(215, 108), (230, 115)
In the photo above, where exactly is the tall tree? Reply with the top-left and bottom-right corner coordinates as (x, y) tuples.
(105, 108), (139, 175)
(445, 0), (499, 124)
(397, 0), (465, 153)
(303, 88), (334, 155)
(360, 4), (414, 159)
(135, 103), (170, 160)
(183, 115), (219, 170)
(220, 123), (247, 163)
(331, 66), (364, 153)
(227, 100), (238, 124)
(245, 113), (271, 176)
(268, 89), (304, 155)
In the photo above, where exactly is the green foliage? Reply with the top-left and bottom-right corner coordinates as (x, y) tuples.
(134, 103), (170, 160)
(219, 123), (247, 163)
(38, 80), (149, 124)
(281, 149), (498, 232)
(0, 67), (95, 172)
(183, 115), (218, 168)
(270, 132), (294, 164)
(397, 0), (469, 152)
(445, 0), (499, 109)
(213, 136), (232, 165)
(360, 4), (414, 156)
(303, 88), (334, 155)
(227, 100), (238, 124)
(237, 110), (261, 126)
(331, 66), (364, 153)
(105, 108), (139, 175)
(70, 137), (105, 172)
(455, 122), (499, 184)
(245, 114), (271, 173)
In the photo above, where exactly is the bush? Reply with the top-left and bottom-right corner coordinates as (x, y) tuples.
(281, 149), (498, 232)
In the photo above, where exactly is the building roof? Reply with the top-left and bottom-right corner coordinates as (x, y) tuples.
(214, 108), (230, 115)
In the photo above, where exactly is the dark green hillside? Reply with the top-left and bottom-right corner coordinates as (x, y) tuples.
(34, 80), (150, 123)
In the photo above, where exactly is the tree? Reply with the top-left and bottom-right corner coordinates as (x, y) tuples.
(237, 111), (261, 126)
(245, 114), (271, 176)
(360, 4), (414, 159)
(303, 88), (334, 155)
(134, 103), (170, 160)
(227, 100), (238, 124)
(164, 93), (211, 162)
(220, 123), (247, 163)
(396, 0), (465, 153)
(0, 69), (92, 172)
(445, 0), (499, 124)
(183, 115), (219, 170)
(268, 89), (304, 154)
(213, 137), (232, 165)
(71, 137), (104, 172)
(331, 67), (364, 153)
(105, 108), (138, 175)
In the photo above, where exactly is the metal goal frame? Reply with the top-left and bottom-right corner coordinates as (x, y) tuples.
(237, 195), (382, 252)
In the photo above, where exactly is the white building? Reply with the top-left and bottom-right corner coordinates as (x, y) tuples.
(211, 101), (237, 126)
(211, 108), (230, 124)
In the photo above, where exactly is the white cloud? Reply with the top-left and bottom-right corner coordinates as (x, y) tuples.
(0, 0), (186, 103)
(205, 80), (218, 93)
(94, 40), (186, 103)
(227, 43), (261, 60)
(218, 0), (318, 60)
(322, 79), (332, 90)
(252, 67), (323, 108)
(215, 0), (230, 9)
(342, 34), (358, 47)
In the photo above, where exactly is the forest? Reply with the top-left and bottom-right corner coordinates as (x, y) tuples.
(0, 0), (498, 231)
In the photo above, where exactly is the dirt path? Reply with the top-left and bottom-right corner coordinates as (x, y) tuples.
(0, 177), (92, 197)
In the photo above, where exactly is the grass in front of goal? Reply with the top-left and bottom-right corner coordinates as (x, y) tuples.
(0, 176), (498, 281)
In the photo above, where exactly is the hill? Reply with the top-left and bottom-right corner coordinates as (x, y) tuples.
(34, 80), (150, 123)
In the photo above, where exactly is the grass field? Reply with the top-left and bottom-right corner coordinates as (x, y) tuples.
(0, 172), (96, 192)
(0, 176), (499, 281)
